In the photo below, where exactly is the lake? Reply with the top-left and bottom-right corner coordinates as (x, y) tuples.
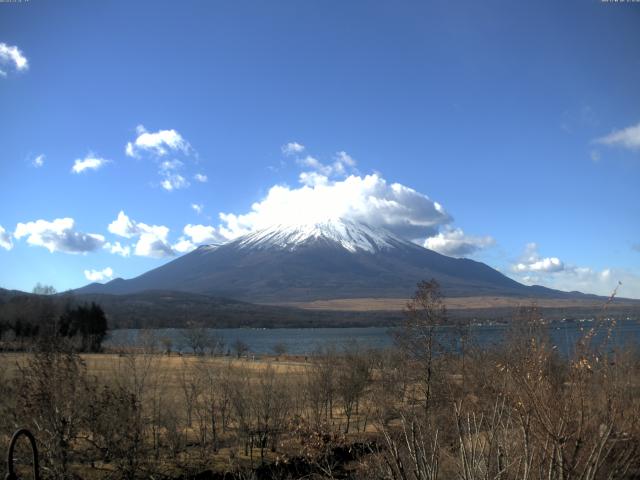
(105, 320), (640, 356)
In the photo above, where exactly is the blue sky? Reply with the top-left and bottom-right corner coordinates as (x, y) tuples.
(1, 0), (639, 298)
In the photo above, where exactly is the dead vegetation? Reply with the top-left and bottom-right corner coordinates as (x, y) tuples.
(1, 281), (640, 479)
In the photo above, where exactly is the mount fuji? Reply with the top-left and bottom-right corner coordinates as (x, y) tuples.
(76, 218), (581, 302)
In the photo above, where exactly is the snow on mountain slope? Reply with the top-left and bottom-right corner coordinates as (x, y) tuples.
(195, 243), (222, 253)
(233, 218), (411, 253)
(74, 217), (586, 302)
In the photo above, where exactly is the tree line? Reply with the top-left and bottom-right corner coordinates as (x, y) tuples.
(0, 285), (108, 352)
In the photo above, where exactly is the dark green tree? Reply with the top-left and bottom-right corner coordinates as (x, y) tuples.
(58, 302), (108, 352)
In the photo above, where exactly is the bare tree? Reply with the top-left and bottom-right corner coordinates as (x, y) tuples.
(305, 345), (337, 429)
(84, 382), (146, 480)
(147, 358), (170, 460)
(229, 366), (253, 458)
(111, 349), (156, 401)
(32, 282), (57, 295)
(395, 279), (447, 415)
(160, 336), (173, 355)
(336, 343), (372, 433)
(194, 358), (232, 452)
(232, 338), (250, 358)
(252, 364), (291, 462)
(178, 358), (201, 429)
(182, 327), (208, 355)
(16, 347), (88, 479)
(272, 342), (288, 359)
(181, 327), (225, 356)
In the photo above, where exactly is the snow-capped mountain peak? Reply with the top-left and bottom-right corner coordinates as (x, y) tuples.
(75, 217), (538, 302)
(232, 218), (410, 253)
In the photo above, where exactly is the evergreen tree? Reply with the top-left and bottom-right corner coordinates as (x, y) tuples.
(58, 302), (108, 352)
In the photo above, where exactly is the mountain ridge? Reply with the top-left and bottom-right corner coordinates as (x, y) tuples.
(74, 218), (607, 302)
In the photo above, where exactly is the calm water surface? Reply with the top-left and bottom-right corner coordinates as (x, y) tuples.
(105, 321), (640, 356)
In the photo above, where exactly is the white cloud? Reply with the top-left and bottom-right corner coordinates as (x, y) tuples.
(71, 154), (109, 174)
(424, 227), (495, 257)
(156, 159), (189, 191)
(103, 241), (131, 257)
(298, 155), (331, 175)
(0, 43), (28, 77)
(108, 211), (138, 238)
(183, 224), (224, 244)
(595, 122), (640, 151)
(194, 173), (208, 183)
(335, 150), (356, 167)
(32, 154), (45, 168)
(106, 211), (174, 258)
(281, 142), (305, 155)
(84, 267), (114, 283)
(299, 171), (329, 187)
(297, 151), (358, 178)
(515, 257), (564, 273)
(161, 174), (189, 191)
(0, 225), (13, 250)
(512, 243), (565, 273)
(135, 224), (174, 258)
(172, 223), (225, 253)
(14, 218), (105, 254)
(172, 238), (196, 254)
(517, 266), (640, 299)
(124, 126), (196, 189)
(217, 173), (451, 241)
(159, 159), (184, 172)
(125, 124), (190, 157)
(191, 203), (204, 214)
(509, 243), (640, 298)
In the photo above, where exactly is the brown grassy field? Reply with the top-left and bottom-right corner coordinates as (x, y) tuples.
(0, 351), (359, 478)
(0, 351), (309, 374)
(268, 295), (640, 311)
(0, 351), (311, 411)
(2, 293), (640, 479)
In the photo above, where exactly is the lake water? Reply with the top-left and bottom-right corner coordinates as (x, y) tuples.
(105, 320), (640, 356)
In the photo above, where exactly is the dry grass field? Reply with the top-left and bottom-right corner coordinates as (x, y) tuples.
(2, 288), (640, 479)
(269, 295), (640, 311)
(0, 349), (379, 478)
(0, 351), (309, 373)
